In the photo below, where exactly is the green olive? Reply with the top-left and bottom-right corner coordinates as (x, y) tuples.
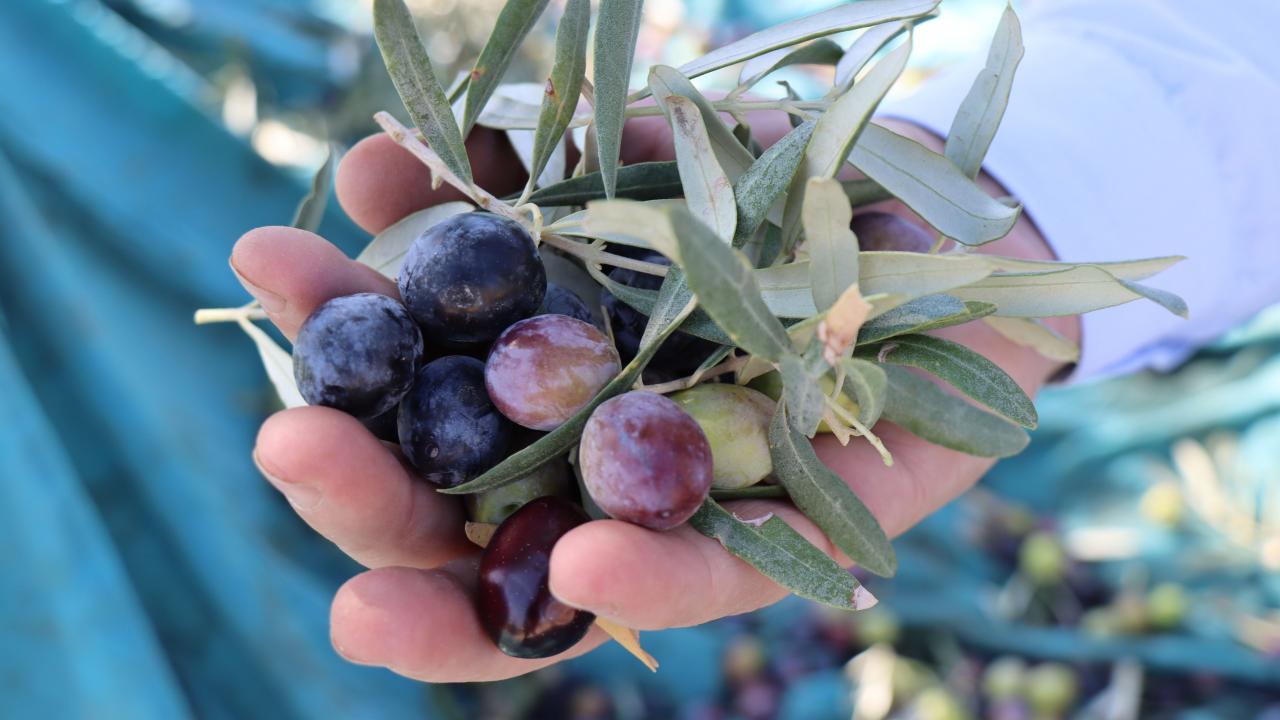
(669, 384), (774, 489)
(1146, 583), (1188, 630)
(1018, 532), (1066, 587)
(1023, 663), (1078, 716)
(747, 370), (859, 433)
(981, 657), (1026, 700)
(465, 457), (574, 524)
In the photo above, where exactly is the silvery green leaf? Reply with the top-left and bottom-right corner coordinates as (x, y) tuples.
(803, 177), (860, 311)
(507, 128), (567, 190)
(983, 316), (1079, 363)
(659, 0), (938, 93)
(732, 121), (815, 248)
(688, 499), (875, 611)
(524, 0), (590, 192)
(583, 199), (680, 257)
(356, 201), (474, 277)
(477, 82), (590, 130)
(738, 39), (844, 89)
(949, 265), (1188, 317)
(239, 320), (306, 409)
(755, 252), (992, 319)
(1117, 278), (1189, 318)
(710, 485), (788, 501)
(589, 263), (731, 345)
(443, 293), (695, 495)
(667, 207), (793, 361)
(880, 364), (1029, 457)
(780, 353), (825, 437)
(291, 144), (337, 232)
(462, 0), (553, 136)
(839, 358), (887, 427)
(373, 0), (473, 184)
(639, 267), (695, 348)
(691, 345), (735, 381)
(593, 0), (646, 198)
(984, 254), (1183, 280)
(945, 4), (1023, 178)
(858, 294), (995, 344)
(649, 66), (755, 181)
(663, 96), (738, 242)
(849, 124), (1019, 245)
(524, 162), (682, 207)
(869, 334), (1038, 428)
(783, 37), (912, 251)
(770, 402), (896, 577)
(831, 21), (911, 95)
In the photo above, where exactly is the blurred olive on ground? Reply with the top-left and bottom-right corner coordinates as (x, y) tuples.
(1146, 582), (1189, 630)
(669, 384), (775, 489)
(464, 455), (575, 524)
(1141, 480), (1185, 526)
(723, 635), (768, 685)
(748, 370), (858, 434)
(911, 686), (972, 720)
(855, 607), (901, 646)
(1023, 663), (1078, 717)
(982, 656), (1027, 700)
(1018, 532), (1067, 587)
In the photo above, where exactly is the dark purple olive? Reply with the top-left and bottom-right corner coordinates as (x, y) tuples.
(579, 391), (713, 530)
(850, 212), (934, 253)
(477, 496), (595, 659)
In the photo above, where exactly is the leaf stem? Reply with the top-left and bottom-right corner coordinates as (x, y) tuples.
(194, 306), (269, 325)
(539, 233), (671, 276)
(637, 354), (750, 394)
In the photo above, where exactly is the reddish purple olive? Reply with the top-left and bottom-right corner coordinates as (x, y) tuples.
(476, 496), (595, 659)
(850, 212), (934, 253)
(579, 391), (713, 531)
(485, 314), (621, 431)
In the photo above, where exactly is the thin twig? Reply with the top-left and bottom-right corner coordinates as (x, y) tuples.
(540, 233), (670, 276)
(638, 355), (750, 395)
(194, 306), (270, 325)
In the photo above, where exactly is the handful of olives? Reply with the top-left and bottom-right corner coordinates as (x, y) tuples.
(201, 0), (1190, 669)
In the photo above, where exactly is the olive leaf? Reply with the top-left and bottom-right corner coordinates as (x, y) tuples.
(583, 199), (681, 257)
(732, 121), (815, 248)
(291, 144), (337, 232)
(879, 364), (1029, 457)
(782, 36), (912, 251)
(356, 201), (474, 278)
(830, 21), (912, 95)
(443, 296), (697, 495)
(949, 265), (1187, 317)
(867, 333), (1038, 429)
(666, 207), (793, 362)
(373, 0), (473, 184)
(593, 0), (646, 198)
(507, 128), (567, 190)
(737, 39), (844, 90)
(649, 66), (755, 182)
(644, 0), (939, 96)
(984, 254), (1183, 279)
(839, 357), (887, 427)
(475, 82), (589, 130)
(983, 316), (1080, 364)
(849, 124), (1019, 246)
(237, 318), (306, 410)
(945, 4), (1023, 179)
(522, 0), (590, 195)
(770, 402), (897, 577)
(842, 178), (893, 208)
(663, 96), (737, 242)
(688, 499), (876, 611)
(803, 177), (860, 311)
(709, 485), (788, 501)
(779, 353), (826, 437)
(1117, 278), (1189, 318)
(638, 267), (694, 349)
(522, 162), (682, 206)
(462, 0), (553, 136)
(753, 252), (992, 319)
(857, 294), (995, 345)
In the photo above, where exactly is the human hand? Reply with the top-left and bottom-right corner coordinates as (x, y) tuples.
(231, 115), (1079, 682)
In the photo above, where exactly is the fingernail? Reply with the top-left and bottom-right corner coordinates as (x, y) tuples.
(230, 258), (287, 315)
(253, 449), (323, 511)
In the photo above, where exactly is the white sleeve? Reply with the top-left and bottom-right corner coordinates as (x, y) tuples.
(881, 0), (1280, 381)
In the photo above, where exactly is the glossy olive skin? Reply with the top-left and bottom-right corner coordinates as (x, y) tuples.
(600, 253), (719, 381)
(398, 356), (514, 487)
(579, 391), (713, 530)
(292, 293), (422, 419)
(669, 384), (775, 489)
(477, 496), (595, 658)
(850, 212), (934, 253)
(465, 456), (575, 524)
(538, 282), (595, 325)
(485, 315), (621, 431)
(398, 212), (546, 344)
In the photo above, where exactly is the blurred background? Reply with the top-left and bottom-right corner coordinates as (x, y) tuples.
(2, 0), (1278, 718)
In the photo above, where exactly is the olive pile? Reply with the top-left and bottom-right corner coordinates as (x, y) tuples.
(292, 211), (780, 658)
